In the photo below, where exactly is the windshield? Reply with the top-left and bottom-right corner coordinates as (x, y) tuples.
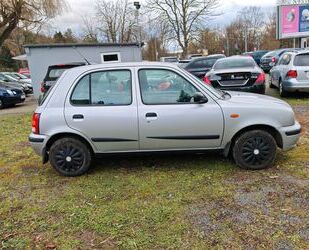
(13, 73), (28, 79)
(214, 58), (255, 70)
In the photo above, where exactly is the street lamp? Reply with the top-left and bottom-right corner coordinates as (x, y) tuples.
(134, 2), (142, 48)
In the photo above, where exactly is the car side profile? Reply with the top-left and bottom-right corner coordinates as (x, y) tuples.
(270, 51), (309, 97)
(29, 62), (301, 176)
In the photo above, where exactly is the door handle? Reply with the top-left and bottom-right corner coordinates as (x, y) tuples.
(146, 112), (157, 118)
(73, 114), (84, 120)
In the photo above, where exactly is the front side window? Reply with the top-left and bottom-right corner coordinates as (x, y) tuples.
(139, 69), (203, 105)
(71, 70), (132, 106)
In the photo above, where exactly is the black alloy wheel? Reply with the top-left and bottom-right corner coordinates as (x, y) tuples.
(233, 130), (277, 170)
(50, 137), (92, 176)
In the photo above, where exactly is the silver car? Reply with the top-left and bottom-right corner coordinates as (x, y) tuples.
(29, 62), (301, 176)
(270, 51), (309, 96)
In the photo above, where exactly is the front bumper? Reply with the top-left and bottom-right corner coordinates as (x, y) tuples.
(279, 121), (302, 151)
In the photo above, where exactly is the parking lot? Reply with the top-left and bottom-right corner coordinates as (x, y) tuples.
(0, 77), (308, 249)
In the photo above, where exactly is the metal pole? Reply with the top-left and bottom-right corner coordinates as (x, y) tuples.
(245, 28), (248, 53)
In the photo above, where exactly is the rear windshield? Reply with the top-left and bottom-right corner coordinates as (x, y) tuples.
(214, 58), (255, 70)
(48, 68), (68, 79)
(294, 54), (309, 66)
(264, 50), (283, 57)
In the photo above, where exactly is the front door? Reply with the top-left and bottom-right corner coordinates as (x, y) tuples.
(137, 68), (224, 151)
(64, 68), (139, 153)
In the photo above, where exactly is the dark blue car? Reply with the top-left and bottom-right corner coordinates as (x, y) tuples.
(0, 82), (25, 109)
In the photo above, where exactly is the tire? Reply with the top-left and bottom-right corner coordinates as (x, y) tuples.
(233, 130), (277, 170)
(0, 99), (3, 109)
(279, 80), (288, 97)
(49, 137), (92, 177)
(269, 76), (275, 88)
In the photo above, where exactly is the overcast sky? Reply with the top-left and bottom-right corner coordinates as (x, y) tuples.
(49, 0), (277, 35)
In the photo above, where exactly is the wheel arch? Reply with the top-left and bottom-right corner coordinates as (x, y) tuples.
(225, 124), (283, 157)
(44, 132), (95, 163)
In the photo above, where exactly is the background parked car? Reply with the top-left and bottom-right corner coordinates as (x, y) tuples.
(0, 73), (31, 95)
(260, 48), (301, 73)
(243, 50), (269, 65)
(1, 72), (33, 93)
(41, 62), (86, 93)
(0, 82), (25, 109)
(203, 56), (266, 94)
(183, 54), (226, 79)
(270, 51), (309, 97)
(18, 68), (31, 78)
(159, 57), (178, 63)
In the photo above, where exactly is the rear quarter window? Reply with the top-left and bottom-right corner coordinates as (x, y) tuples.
(294, 54), (309, 66)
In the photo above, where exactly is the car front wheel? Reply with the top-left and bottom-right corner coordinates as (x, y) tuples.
(233, 130), (277, 170)
(49, 137), (92, 176)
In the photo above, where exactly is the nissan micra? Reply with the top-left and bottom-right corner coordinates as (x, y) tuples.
(29, 62), (301, 176)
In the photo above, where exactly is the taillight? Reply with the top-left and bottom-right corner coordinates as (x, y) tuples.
(203, 75), (211, 85)
(255, 73), (265, 84)
(32, 113), (40, 134)
(286, 70), (297, 78)
(40, 82), (45, 93)
(271, 57), (277, 63)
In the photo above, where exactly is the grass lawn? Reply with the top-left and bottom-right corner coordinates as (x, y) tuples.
(0, 97), (309, 248)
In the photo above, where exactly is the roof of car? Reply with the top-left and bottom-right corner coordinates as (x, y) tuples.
(64, 62), (181, 74)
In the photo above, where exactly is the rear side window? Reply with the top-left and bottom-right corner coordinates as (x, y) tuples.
(294, 54), (309, 66)
(71, 70), (132, 106)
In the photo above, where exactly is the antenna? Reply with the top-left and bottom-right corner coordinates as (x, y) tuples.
(73, 46), (91, 65)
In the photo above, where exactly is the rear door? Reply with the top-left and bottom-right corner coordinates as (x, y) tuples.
(136, 67), (224, 151)
(64, 68), (139, 153)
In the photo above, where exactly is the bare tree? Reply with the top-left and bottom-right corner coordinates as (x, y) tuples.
(96, 0), (137, 43)
(0, 0), (65, 47)
(82, 16), (99, 43)
(147, 0), (220, 57)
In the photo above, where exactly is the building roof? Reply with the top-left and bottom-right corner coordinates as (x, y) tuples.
(24, 42), (143, 49)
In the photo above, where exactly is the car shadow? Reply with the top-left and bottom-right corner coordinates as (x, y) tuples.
(89, 151), (235, 174)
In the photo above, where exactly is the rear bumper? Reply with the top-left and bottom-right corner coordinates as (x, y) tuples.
(216, 84), (265, 94)
(260, 63), (273, 71)
(279, 121), (302, 151)
(282, 79), (309, 93)
(29, 134), (48, 156)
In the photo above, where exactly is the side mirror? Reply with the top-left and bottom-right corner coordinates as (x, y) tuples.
(193, 93), (208, 104)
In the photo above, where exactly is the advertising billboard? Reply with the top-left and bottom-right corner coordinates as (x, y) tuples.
(278, 4), (309, 38)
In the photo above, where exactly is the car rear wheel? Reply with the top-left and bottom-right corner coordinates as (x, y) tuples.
(269, 76), (275, 88)
(49, 137), (92, 176)
(0, 99), (3, 109)
(233, 130), (277, 170)
(279, 80), (288, 97)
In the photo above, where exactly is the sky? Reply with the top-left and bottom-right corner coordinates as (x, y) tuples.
(49, 0), (278, 36)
